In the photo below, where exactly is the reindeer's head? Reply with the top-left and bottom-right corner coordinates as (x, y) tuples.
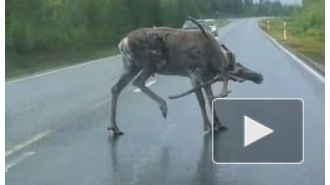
(225, 51), (263, 84)
(229, 62), (263, 84)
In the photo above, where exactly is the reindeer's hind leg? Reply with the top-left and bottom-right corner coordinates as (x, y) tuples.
(110, 67), (140, 135)
(133, 69), (168, 119)
(203, 84), (228, 131)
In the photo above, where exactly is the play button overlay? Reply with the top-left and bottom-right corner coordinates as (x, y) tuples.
(244, 116), (274, 147)
(212, 98), (303, 164)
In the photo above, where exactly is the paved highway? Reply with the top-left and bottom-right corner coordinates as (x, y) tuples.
(5, 18), (325, 185)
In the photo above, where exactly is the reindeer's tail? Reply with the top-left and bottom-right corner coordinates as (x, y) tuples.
(187, 16), (208, 38)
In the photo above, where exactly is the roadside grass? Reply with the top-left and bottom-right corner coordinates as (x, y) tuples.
(5, 45), (118, 80)
(259, 18), (324, 66)
(216, 19), (229, 27)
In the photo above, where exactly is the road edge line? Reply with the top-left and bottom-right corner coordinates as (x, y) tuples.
(255, 20), (325, 84)
(6, 55), (121, 84)
(5, 131), (51, 157)
(5, 151), (36, 172)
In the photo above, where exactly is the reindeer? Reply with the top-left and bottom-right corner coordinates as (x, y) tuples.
(109, 17), (263, 135)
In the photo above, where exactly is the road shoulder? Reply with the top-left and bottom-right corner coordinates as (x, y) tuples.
(256, 19), (325, 78)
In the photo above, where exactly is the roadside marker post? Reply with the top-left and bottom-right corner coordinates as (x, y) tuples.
(267, 20), (270, 30)
(283, 22), (287, 40)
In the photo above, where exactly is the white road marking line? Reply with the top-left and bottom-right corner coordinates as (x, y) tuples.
(255, 21), (325, 83)
(5, 151), (35, 172)
(133, 80), (157, 93)
(6, 55), (121, 84)
(5, 131), (51, 157)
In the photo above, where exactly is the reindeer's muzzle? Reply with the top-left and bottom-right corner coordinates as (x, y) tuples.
(229, 63), (263, 84)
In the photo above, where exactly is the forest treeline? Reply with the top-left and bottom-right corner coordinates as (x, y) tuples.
(291, 0), (324, 41)
(5, 0), (299, 76)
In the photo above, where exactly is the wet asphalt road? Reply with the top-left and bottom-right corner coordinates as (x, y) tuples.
(5, 18), (325, 185)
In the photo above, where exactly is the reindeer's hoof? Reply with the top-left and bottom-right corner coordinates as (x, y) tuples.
(114, 131), (124, 136)
(203, 125), (212, 132)
(160, 104), (168, 119)
(215, 125), (228, 132)
(108, 126), (124, 136)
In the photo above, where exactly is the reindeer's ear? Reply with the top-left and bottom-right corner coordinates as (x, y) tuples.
(225, 52), (236, 71)
(227, 62), (235, 71)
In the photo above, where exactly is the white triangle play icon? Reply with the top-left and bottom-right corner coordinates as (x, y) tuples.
(244, 116), (273, 147)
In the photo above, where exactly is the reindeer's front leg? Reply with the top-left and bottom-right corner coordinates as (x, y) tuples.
(203, 84), (228, 131)
(190, 71), (212, 132)
(133, 69), (168, 118)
